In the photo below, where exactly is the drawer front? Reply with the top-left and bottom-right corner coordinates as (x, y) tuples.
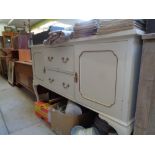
(45, 70), (74, 99)
(45, 46), (74, 73)
(57, 72), (74, 99)
(56, 46), (74, 73)
(45, 70), (58, 91)
(45, 48), (58, 70)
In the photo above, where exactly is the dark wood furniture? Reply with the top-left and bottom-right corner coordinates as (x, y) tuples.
(0, 48), (18, 77)
(2, 31), (18, 49)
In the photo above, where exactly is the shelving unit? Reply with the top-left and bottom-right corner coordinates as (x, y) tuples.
(2, 31), (18, 49)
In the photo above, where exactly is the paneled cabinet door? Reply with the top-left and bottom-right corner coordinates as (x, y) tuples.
(32, 46), (45, 81)
(74, 42), (127, 112)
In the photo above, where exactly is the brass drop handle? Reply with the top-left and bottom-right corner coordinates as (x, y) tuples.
(43, 67), (46, 74)
(62, 82), (70, 89)
(48, 56), (54, 61)
(62, 57), (69, 63)
(49, 78), (54, 83)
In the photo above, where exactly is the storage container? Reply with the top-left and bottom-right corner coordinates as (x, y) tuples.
(50, 104), (95, 135)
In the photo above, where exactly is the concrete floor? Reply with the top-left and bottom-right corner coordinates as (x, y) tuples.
(0, 76), (55, 135)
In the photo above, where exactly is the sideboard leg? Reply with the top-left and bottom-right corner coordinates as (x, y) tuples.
(33, 84), (39, 101)
(99, 114), (133, 135)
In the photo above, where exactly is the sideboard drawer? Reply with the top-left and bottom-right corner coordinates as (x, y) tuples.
(45, 70), (74, 99)
(45, 46), (74, 73)
(45, 48), (58, 69)
(45, 70), (58, 91)
(57, 72), (74, 100)
(56, 46), (74, 73)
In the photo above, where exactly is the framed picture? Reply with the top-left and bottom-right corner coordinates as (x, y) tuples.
(8, 61), (15, 85)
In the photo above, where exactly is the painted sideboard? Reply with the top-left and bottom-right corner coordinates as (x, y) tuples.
(31, 29), (144, 134)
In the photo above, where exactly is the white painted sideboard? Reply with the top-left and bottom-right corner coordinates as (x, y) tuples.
(31, 29), (144, 134)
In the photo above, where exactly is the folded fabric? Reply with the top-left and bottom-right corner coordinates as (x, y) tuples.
(97, 19), (145, 35)
(49, 25), (65, 32)
(74, 19), (98, 30)
(73, 30), (97, 38)
(73, 19), (99, 38)
(99, 19), (144, 27)
(74, 27), (97, 34)
(43, 30), (73, 45)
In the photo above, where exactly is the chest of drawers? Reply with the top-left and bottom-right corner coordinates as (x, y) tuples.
(32, 29), (144, 134)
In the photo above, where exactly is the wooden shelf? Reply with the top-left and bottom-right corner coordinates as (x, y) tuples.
(15, 60), (32, 66)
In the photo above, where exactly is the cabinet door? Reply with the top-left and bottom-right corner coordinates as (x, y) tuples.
(32, 46), (44, 81)
(75, 42), (124, 110)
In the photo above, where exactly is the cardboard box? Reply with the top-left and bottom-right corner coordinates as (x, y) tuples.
(50, 104), (94, 135)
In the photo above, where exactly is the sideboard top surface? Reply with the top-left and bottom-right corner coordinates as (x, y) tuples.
(32, 29), (144, 49)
